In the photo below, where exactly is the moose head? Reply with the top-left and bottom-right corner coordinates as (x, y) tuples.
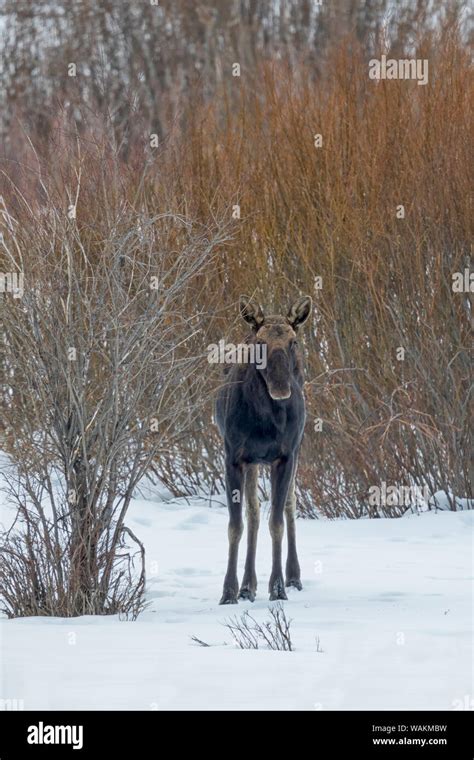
(239, 294), (312, 401)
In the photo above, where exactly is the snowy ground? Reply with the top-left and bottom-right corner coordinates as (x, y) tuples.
(1, 488), (473, 711)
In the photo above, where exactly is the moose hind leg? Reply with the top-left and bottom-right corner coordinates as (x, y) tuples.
(285, 475), (302, 590)
(239, 464), (260, 602)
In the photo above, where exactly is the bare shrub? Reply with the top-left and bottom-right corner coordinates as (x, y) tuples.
(0, 488), (147, 620)
(224, 603), (293, 651)
(0, 140), (231, 618)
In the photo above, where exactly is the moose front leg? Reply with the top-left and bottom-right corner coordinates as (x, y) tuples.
(239, 464), (260, 602)
(269, 455), (294, 601)
(219, 460), (244, 604)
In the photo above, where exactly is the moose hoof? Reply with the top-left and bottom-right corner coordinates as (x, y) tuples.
(238, 586), (256, 602)
(219, 591), (239, 605)
(286, 578), (303, 591)
(269, 578), (288, 601)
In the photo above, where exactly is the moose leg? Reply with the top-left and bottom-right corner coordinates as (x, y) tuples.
(285, 471), (302, 590)
(239, 464), (260, 602)
(269, 456), (294, 601)
(220, 460), (244, 604)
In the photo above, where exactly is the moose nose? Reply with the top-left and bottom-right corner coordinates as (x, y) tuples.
(267, 349), (291, 400)
(269, 389), (291, 401)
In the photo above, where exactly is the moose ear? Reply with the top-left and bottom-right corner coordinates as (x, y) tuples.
(287, 296), (312, 331)
(239, 295), (265, 331)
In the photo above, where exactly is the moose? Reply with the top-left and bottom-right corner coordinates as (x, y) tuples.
(216, 294), (312, 604)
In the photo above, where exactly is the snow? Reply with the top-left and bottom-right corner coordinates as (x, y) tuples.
(1, 487), (473, 711)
